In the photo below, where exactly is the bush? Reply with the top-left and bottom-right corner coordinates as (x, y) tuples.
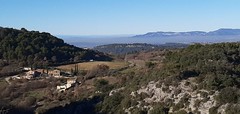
(194, 99), (201, 107)
(209, 106), (218, 114)
(175, 110), (188, 114)
(93, 79), (113, 92)
(100, 93), (124, 113)
(120, 96), (132, 108)
(150, 103), (169, 114)
(200, 91), (208, 99)
(172, 102), (184, 112)
(225, 104), (240, 114)
(131, 108), (147, 114)
(216, 87), (239, 104)
(94, 79), (108, 88)
(145, 61), (156, 68)
(86, 64), (109, 79)
(0, 60), (8, 67)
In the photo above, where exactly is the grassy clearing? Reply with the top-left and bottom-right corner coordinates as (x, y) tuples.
(57, 61), (128, 71)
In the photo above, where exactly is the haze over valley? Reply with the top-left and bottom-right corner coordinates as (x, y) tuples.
(1, 0), (240, 114)
(60, 28), (240, 48)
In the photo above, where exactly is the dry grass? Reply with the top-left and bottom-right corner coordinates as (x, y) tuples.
(57, 61), (128, 71)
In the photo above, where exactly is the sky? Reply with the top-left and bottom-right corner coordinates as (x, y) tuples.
(1, 0), (240, 35)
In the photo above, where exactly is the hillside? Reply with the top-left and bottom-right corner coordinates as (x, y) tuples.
(1, 42), (240, 113)
(0, 27), (112, 75)
(93, 43), (188, 55)
(15, 42), (237, 114)
(67, 43), (240, 114)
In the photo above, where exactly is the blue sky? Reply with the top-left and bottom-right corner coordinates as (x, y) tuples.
(1, 0), (240, 35)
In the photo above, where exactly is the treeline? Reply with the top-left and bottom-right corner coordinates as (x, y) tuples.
(93, 43), (188, 55)
(0, 27), (112, 68)
(165, 43), (240, 89)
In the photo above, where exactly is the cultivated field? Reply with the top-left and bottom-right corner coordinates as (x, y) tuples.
(57, 61), (128, 71)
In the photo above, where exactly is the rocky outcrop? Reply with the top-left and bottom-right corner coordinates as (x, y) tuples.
(130, 79), (223, 114)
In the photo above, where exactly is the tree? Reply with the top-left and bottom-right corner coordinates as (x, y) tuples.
(85, 64), (109, 79)
(51, 56), (57, 62)
(74, 55), (80, 62)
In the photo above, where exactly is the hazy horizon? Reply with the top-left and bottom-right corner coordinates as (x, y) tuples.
(1, 0), (240, 35)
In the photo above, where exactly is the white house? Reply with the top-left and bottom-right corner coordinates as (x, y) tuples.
(22, 70), (36, 79)
(57, 78), (77, 92)
(67, 78), (77, 85)
(23, 67), (32, 71)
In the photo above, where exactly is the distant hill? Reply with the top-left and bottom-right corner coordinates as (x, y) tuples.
(0, 27), (112, 70)
(133, 28), (240, 38)
(93, 43), (188, 55)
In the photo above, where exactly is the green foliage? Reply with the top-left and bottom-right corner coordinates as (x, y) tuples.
(174, 110), (188, 114)
(99, 92), (124, 113)
(94, 79), (109, 88)
(164, 43), (240, 90)
(145, 61), (156, 68)
(150, 103), (168, 114)
(86, 64), (110, 79)
(120, 96), (132, 108)
(94, 43), (188, 55)
(216, 87), (239, 104)
(94, 79), (113, 92)
(77, 42), (240, 113)
(0, 27), (112, 68)
(131, 108), (147, 114)
(209, 106), (218, 114)
(225, 104), (240, 114)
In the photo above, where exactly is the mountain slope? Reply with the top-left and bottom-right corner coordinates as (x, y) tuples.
(133, 28), (240, 38)
(0, 27), (112, 69)
(99, 42), (240, 114)
(40, 42), (240, 114)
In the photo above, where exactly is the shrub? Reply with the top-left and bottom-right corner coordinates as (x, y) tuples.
(200, 91), (208, 99)
(209, 106), (218, 114)
(145, 61), (156, 68)
(131, 108), (147, 114)
(216, 87), (239, 104)
(150, 103), (169, 114)
(225, 104), (240, 114)
(101, 93), (124, 113)
(175, 110), (188, 114)
(93, 79), (113, 92)
(86, 64), (109, 79)
(94, 79), (108, 88)
(194, 99), (201, 107)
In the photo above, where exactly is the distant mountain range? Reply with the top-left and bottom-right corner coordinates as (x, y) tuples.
(133, 28), (240, 38)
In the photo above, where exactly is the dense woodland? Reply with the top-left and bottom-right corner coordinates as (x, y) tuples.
(93, 43), (188, 55)
(165, 43), (240, 88)
(0, 27), (111, 75)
